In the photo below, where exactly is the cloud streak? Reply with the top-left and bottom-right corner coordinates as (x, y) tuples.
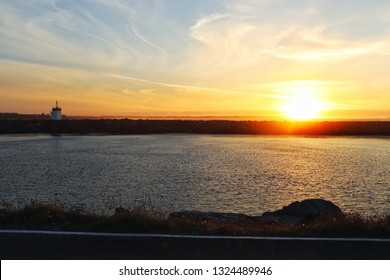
(107, 73), (281, 99)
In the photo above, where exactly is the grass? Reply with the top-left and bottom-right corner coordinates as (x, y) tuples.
(0, 200), (389, 237)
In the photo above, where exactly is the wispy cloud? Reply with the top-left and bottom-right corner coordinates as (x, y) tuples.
(188, 1), (390, 65)
(0, 0), (176, 73)
(189, 13), (230, 45)
(264, 29), (387, 62)
(108, 73), (280, 99)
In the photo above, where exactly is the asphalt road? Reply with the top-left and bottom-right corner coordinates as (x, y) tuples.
(1, 231), (389, 260)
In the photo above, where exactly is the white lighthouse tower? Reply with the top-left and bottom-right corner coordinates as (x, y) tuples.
(51, 101), (62, 120)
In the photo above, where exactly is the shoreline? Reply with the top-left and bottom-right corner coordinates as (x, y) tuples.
(1, 200), (388, 259)
(1, 200), (389, 238)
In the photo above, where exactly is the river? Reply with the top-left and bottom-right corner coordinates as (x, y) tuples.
(0, 134), (389, 215)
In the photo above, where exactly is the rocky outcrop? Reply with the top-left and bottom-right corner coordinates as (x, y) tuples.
(262, 199), (344, 222)
(169, 199), (344, 226)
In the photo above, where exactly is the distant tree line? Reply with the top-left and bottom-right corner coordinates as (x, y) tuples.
(0, 119), (390, 136)
(0, 113), (50, 120)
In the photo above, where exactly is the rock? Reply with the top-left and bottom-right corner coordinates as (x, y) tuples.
(262, 199), (344, 222)
(169, 211), (255, 225)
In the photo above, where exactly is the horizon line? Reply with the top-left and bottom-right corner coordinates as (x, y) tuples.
(1, 112), (390, 122)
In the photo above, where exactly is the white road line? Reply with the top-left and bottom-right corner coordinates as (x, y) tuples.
(0, 230), (389, 242)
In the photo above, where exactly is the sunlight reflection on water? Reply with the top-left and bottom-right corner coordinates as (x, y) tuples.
(0, 134), (389, 215)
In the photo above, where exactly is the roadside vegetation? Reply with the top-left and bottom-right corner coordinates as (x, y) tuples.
(0, 200), (389, 237)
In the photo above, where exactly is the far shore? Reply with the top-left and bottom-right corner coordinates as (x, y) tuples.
(1, 119), (390, 136)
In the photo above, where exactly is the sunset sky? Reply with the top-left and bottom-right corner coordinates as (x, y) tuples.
(1, 0), (390, 119)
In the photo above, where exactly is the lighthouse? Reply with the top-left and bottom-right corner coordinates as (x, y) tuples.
(51, 101), (62, 120)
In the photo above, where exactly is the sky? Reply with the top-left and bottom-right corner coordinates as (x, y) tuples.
(0, 0), (390, 119)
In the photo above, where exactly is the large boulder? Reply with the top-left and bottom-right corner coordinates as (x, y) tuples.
(262, 199), (344, 222)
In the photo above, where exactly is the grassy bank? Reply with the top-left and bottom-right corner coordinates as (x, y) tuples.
(0, 200), (389, 237)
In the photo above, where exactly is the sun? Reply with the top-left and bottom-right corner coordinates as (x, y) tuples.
(282, 87), (322, 120)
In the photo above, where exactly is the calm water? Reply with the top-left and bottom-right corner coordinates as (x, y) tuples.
(0, 134), (389, 215)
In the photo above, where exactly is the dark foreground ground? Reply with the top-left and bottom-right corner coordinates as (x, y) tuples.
(1, 232), (389, 260)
